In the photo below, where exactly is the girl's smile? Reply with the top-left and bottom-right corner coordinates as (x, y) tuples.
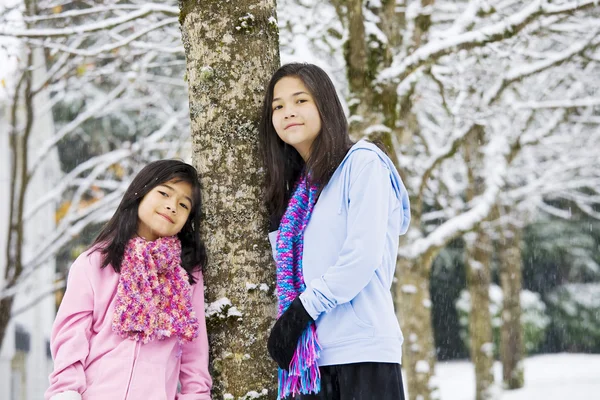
(157, 212), (174, 223)
(285, 122), (304, 130)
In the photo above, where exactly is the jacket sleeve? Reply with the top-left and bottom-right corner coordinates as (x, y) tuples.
(177, 271), (212, 400)
(300, 155), (392, 320)
(45, 253), (95, 400)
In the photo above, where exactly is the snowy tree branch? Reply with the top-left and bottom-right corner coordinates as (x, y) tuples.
(25, 17), (178, 57)
(515, 97), (600, 110)
(0, 4), (178, 38)
(378, 0), (596, 84)
(22, 3), (178, 22)
(28, 80), (129, 177)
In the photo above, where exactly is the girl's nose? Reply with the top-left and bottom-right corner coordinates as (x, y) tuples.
(285, 110), (296, 119)
(165, 205), (176, 213)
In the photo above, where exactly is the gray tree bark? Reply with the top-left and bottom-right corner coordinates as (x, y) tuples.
(180, 1), (280, 398)
(1, 0), (35, 349)
(464, 126), (495, 400)
(498, 217), (525, 389)
(395, 248), (439, 400)
(465, 230), (495, 400)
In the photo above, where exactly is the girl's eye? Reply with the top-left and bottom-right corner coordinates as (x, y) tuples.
(180, 203), (189, 210)
(273, 104), (282, 111)
(158, 191), (168, 197)
(297, 99), (307, 104)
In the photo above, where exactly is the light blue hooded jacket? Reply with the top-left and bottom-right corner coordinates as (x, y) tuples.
(269, 139), (410, 366)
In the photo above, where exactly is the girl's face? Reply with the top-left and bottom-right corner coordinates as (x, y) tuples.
(271, 76), (322, 161)
(137, 179), (192, 241)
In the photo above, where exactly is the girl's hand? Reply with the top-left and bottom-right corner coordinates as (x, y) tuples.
(267, 297), (313, 370)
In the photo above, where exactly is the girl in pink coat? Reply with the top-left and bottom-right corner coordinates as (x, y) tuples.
(45, 160), (212, 400)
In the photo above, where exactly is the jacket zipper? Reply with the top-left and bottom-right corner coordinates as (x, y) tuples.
(123, 340), (141, 399)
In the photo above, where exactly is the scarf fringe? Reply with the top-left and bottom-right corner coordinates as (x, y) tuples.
(275, 176), (321, 398)
(277, 323), (321, 400)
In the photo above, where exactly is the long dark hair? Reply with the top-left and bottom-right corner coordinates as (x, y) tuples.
(91, 160), (207, 284)
(259, 63), (354, 221)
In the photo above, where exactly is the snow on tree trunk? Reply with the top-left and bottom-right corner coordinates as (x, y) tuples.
(179, 1), (280, 398)
(498, 220), (525, 389)
(396, 246), (439, 400)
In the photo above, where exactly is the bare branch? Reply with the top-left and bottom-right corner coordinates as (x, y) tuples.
(9, 280), (65, 316)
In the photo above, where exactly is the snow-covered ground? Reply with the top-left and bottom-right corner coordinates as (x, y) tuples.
(436, 353), (600, 400)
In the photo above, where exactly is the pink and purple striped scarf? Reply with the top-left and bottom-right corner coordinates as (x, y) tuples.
(275, 174), (321, 399)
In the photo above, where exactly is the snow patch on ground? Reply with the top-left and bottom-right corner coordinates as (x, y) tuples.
(434, 353), (600, 400)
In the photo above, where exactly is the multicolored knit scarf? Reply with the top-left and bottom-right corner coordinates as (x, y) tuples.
(275, 174), (321, 399)
(112, 235), (199, 346)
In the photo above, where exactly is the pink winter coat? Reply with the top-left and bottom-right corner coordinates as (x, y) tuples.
(45, 248), (212, 400)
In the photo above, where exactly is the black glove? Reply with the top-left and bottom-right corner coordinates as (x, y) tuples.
(268, 297), (313, 370)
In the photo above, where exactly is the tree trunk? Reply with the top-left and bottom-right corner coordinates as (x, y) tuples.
(464, 125), (496, 400)
(338, 0), (378, 140)
(465, 230), (495, 400)
(396, 246), (438, 400)
(498, 221), (525, 389)
(408, 0), (434, 52)
(344, 0), (370, 109)
(180, 1), (280, 398)
(0, 297), (15, 348)
(1, 41), (33, 350)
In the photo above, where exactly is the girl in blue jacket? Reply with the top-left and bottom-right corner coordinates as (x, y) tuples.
(259, 63), (411, 400)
